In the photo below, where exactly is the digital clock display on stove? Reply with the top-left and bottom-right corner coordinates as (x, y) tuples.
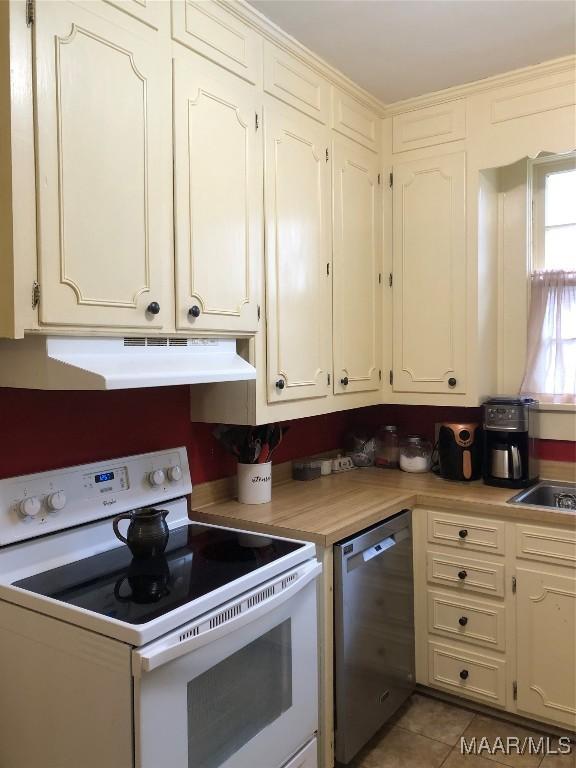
(95, 472), (115, 484)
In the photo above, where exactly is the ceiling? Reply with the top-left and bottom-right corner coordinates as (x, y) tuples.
(248, 0), (576, 103)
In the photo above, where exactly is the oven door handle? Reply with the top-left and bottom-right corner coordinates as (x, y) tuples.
(133, 559), (321, 675)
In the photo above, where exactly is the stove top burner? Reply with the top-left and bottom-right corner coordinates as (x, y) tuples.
(14, 524), (302, 625)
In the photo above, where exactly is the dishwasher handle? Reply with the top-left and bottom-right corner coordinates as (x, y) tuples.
(347, 526), (410, 572)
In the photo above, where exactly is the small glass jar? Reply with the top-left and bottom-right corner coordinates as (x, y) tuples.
(375, 426), (400, 469)
(399, 435), (432, 473)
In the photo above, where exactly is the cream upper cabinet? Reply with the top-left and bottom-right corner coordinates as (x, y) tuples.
(173, 50), (261, 334)
(264, 99), (332, 403)
(171, 0), (260, 84)
(515, 566), (576, 729)
(392, 151), (466, 394)
(263, 41), (330, 124)
(34, 1), (173, 331)
(103, 0), (167, 31)
(332, 138), (381, 395)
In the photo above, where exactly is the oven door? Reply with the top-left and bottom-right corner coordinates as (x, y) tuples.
(132, 560), (321, 768)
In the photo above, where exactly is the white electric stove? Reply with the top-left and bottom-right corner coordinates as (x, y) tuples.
(0, 448), (320, 768)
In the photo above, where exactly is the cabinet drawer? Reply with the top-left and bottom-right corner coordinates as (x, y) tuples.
(428, 641), (506, 707)
(428, 510), (505, 555)
(428, 590), (506, 651)
(264, 41), (330, 123)
(172, 0), (260, 83)
(516, 524), (576, 567)
(393, 99), (466, 153)
(427, 550), (505, 597)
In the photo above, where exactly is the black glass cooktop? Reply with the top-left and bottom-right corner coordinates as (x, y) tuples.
(14, 525), (303, 625)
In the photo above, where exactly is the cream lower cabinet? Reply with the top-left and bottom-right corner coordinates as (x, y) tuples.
(34, 0), (173, 331)
(515, 566), (576, 728)
(392, 152), (466, 395)
(332, 137), (382, 396)
(173, 49), (261, 334)
(264, 98), (333, 404)
(414, 507), (576, 730)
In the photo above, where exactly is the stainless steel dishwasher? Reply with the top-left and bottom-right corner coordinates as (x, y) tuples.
(334, 509), (415, 764)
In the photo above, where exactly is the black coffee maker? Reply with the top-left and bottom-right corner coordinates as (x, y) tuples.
(482, 397), (539, 488)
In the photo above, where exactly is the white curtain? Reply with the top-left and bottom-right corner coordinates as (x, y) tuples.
(520, 270), (576, 401)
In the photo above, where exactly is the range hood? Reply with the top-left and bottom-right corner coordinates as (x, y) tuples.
(0, 336), (256, 390)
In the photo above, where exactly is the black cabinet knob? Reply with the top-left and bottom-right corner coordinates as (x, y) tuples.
(341, 377), (349, 386)
(146, 302), (160, 315)
(188, 305), (201, 318)
(459, 529), (468, 539)
(459, 616), (468, 627)
(459, 669), (469, 680)
(458, 570), (467, 580)
(275, 379), (285, 390)
(448, 377), (457, 387)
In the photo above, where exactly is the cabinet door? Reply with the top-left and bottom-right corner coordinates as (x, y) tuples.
(173, 52), (260, 333)
(392, 152), (466, 394)
(332, 138), (381, 395)
(516, 566), (576, 729)
(264, 100), (332, 403)
(35, 1), (172, 330)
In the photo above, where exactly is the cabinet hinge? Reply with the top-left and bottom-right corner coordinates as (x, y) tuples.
(325, 148), (329, 163)
(257, 304), (261, 321)
(327, 263), (330, 276)
(513, 681), (518, 701)
(327, 373), (331, 385)
(512, 576), (517, 594)
(389, 172), (393, 188)
(378, 272), (382, 285)
(378, 173), (381, 185)
(379, 369), (382, 381)
(388, 273), (393, 287)
(32, 281), (40, 309)
(26, 0), (34, 26)
(389, 370), (393, 385)
(255, 112), (259, 131)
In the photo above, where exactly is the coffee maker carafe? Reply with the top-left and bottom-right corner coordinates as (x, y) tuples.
(483, 397), (539, 489)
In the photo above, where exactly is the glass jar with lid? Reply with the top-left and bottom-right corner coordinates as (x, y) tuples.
(375, 426), (400, 469)
(399, 435), (432, 473)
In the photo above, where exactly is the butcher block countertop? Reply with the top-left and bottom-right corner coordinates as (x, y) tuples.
(192, 467), (576, 547)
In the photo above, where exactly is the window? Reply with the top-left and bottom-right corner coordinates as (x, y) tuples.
(532, 156), (576, 270)
(521, 156), (576, 402)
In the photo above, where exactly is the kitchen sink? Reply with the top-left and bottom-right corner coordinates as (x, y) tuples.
(508, 481), (576, 510)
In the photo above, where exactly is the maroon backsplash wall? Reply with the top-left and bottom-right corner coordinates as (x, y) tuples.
(0, 389), (573, 483)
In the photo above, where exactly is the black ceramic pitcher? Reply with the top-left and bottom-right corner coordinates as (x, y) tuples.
(112, 507), (170, 559)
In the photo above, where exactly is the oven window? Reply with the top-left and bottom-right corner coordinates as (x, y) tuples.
(187, 619), (292, 768)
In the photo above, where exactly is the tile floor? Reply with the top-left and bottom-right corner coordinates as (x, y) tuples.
(349, 694), (575, 768)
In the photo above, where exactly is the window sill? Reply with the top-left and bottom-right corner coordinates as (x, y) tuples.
(537, 402), (576, 413)
(535, 404), (576, 441)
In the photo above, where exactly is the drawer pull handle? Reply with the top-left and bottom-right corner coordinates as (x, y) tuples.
(458, 616), (468, 627)
(458, 570), (467, 580)
(459, 529), (468, 539)
(459, 669), (469, 680)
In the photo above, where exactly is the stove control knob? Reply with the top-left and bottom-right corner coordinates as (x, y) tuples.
(167, 466), (182, 483)
(47, 491), (67, 511)
(19, 496), (41, 518)
(148, 469), (166, 487)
